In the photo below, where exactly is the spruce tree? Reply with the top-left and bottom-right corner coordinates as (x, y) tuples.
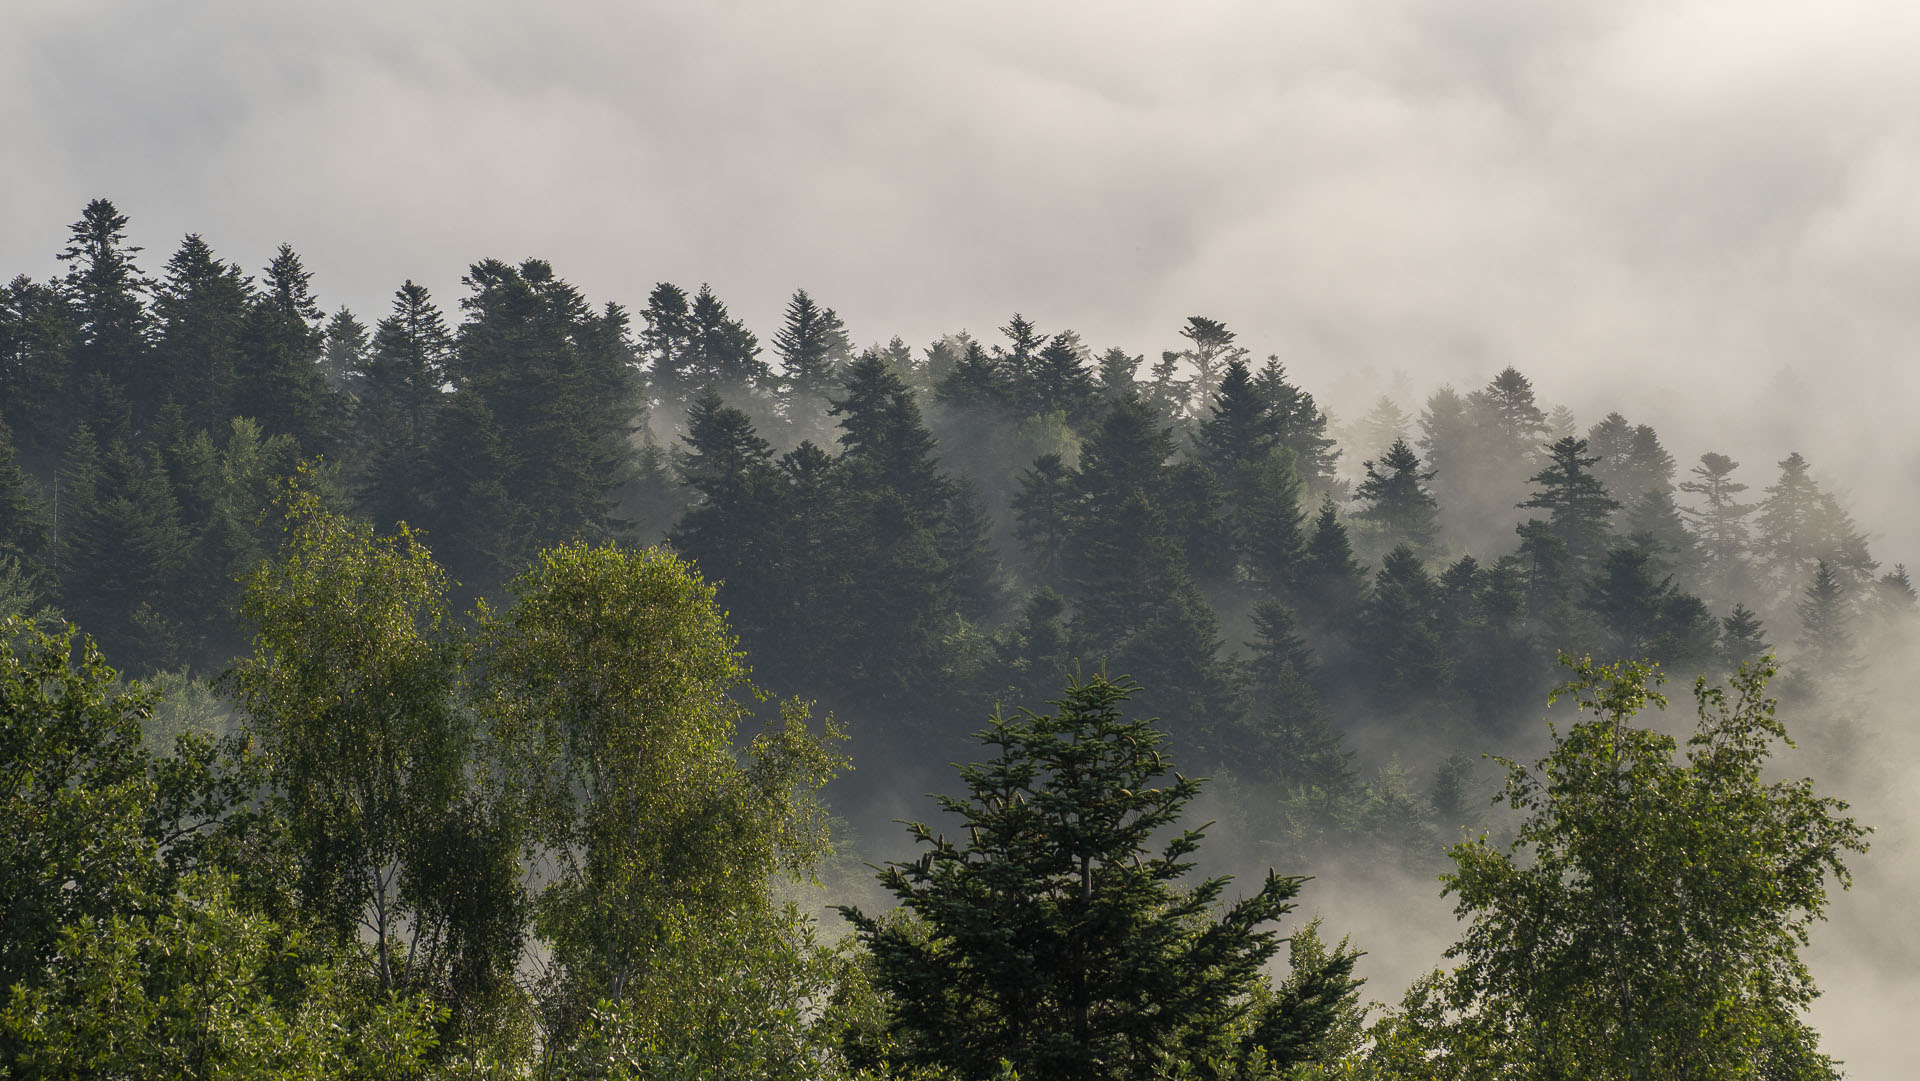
(353, 282), (454, 532)
(1794, 561), (1858, 683)
(843, 673), (1323, 1081)
(151, 234), (252, 431)
(320, 305), (370, 397)
(0, 275), (75, 454)
(1352, 437), (1439, 558)
(57, 199), (150, 433)
(1012, 452), (1074, 588)
(1720, 603), (1771, 670)
(771, 288), (851, 429)
(1677, 451), (1755, 607)
(236, 244), (344, 455)
(1517, 437), (1619, 568)
(1252, 357), (1339, 491)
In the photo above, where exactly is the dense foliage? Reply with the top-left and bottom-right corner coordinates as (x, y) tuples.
(0, 199), (1895, 1076)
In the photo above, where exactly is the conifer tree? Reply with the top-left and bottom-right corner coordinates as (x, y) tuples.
(1358, 545), (1450, 702)
(1178, 315), (1247, 410)
(1794, 561), (1858, 684)
(1253, 357), (1339, 491)
(685, 283), (770, 391)
(56, 438), (191, 670)
(771, 288), (851, 429)
(1720, 603), (1771, 670)
(1352, 437), (1439, 558)
(1294, 494), (1366, 632)
(1245, 600), (1356, 794)
(320, 305), (369, 397)
(1012, 452), (1074, 588)
(353, 281), (453, 531)
(0, 275), (75, 454)
(57, 199), (150, 433)
(151, 234), (252, 431)
(639, 281), (695, 410)
(843, 673), (1325, 1081)
(236, 244), (344, 455)
(1026, 332), (1098, 422)
(1517, 437), (1619, 569)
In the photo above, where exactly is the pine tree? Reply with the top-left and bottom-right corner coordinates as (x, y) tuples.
(1244, 600), (1356, 794)
(1358, 545), (1450, 702)
(56, 438), (191, 670)
(1294, 494), (1366, 633)
(0, 419), (52, 591)
(1178, 316), (1247, 410)
(685, 283), (770, 392)
(1025, 332), (1098, 422)
(1794, 561), (1858, 683)
(1013, 452), (1074, 587)
(639, 281), (695, 411)
(450, 258), (640, 561)
(1253, 357), (1339, 491)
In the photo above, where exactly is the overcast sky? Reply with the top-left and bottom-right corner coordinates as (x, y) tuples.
(6, 0), (1920, 553)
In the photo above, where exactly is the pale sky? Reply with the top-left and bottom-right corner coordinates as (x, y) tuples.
(6, 0), (1920, 552)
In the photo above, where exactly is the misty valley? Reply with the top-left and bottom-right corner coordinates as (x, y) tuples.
(1, 200), (1906, 1079)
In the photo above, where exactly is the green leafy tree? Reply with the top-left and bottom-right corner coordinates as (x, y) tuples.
(1, 871), (443, 1081)
(479, 543), (841, 1052)
(1396, 655), (1867, 1080)
(843, 673), (1339, 1081)
(235, 489), (521, 1021)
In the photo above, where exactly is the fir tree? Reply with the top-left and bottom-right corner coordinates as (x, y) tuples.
(353, 281), (453, 531)
(236, 244), (344, 455)
(320, 305), (369, 397)
(151, 234), (252, 431)
(0, 275), (75, 454)
(1352, 437), (1439, 558)
(1517, 437), (1619, 568)
(57, 199), (150, 432)
(1720, 603), (1771, 670)
(771, 288), (851, 406)
(843, 673), (1324, 1081)
(1253, 357), (1339, 491)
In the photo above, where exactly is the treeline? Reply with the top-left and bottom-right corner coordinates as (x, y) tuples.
(3, 200), (1913, 830)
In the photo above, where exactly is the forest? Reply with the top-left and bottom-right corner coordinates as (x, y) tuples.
(0, 199), (1901, 1078)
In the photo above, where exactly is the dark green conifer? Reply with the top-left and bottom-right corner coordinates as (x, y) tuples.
(843, 673), (1324, 1081)
(1352, 437), (1439, 557)
(1517, 436), (1619, 568)
(152, 234), (252, 431)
